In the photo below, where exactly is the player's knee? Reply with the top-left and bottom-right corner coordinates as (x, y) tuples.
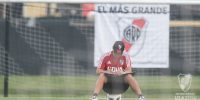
(99, 73), (107, 82)
(99, 73), (106, 77)
(124, 74), (133, 81)
(125, 73), (133, 78)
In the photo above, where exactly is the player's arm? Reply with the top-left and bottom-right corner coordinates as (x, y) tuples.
(123, 66), (132, 74)
(96, 68), (111, 74)
(96, 54), (112, 75)
(122, 53), (132, 74)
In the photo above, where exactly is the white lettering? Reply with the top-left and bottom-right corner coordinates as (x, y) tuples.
(107, 67), (123, 72)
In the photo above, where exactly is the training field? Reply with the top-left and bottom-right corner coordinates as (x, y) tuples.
(0, 75), (199, 100)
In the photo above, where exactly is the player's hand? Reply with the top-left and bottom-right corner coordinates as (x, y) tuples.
(138, 95), (145, 100)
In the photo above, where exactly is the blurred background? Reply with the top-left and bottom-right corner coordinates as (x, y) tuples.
(0, 3), (199, 100)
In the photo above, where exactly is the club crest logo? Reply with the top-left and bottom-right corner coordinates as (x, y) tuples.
(117, 17), (148, 56)
(123, 19), (143, 44)
(107, 61), (111, 65)
(119, 59), (124, 65)
(177, 73), (192, 92)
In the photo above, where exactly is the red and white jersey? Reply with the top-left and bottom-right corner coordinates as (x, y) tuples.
(98, 51), (131, 72)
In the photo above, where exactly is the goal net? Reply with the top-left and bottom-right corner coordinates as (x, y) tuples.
(0, 1), (199, 99)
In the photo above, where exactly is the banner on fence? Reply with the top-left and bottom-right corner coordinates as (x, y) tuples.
(94, 4), (169, 68)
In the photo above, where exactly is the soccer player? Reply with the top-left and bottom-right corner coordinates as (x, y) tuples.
(92, 41), (145, 100)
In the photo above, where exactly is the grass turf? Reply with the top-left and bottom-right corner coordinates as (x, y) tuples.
(0, 75), (199, 100)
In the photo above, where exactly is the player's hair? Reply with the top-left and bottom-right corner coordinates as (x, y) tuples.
(113, 41), (125, 53)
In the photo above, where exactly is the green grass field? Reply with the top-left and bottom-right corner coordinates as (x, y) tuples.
(0, 75), (199, 100)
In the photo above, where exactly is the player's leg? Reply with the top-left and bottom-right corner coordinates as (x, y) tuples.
(124, 74), (142, 96)
(92, 73), (107, 100)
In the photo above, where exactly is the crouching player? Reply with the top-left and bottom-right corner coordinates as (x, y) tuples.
(92, 41), (145, 100)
